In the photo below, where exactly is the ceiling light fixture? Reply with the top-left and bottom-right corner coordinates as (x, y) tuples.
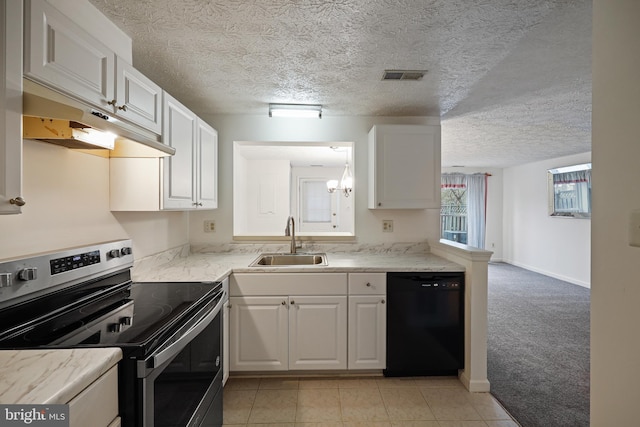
(327, 149), (353, 197)
(269, 103), (322, 119)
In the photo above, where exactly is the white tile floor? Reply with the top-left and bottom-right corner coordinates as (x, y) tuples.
(223, 376), (520, 427)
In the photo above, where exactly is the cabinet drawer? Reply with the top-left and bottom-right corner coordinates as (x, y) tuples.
(231, 273), (347, 296)
(68, 365), (118, 427)
(348, 273), (386, 295)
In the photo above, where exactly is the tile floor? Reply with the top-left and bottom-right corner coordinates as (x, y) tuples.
(223, 376), (520, 427)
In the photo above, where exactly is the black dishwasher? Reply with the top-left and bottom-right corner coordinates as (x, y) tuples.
(384, 272), (464, 376)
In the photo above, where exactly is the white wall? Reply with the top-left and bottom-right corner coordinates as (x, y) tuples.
(502, 152), (591, 287)
(591, 1), (640, 424)
(189, 115), (442, 246)
(234, 158), (290, 235)
(442, 167), (504, 260)
(0, 140), (188, 260)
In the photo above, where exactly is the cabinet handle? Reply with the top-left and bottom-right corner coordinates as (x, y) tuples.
(381, 299), (385, 304)
(366, 282), (371, 287)
(118, 104), (127, 112)
(9, 197), (25, 206)
(107, 99), (118, 108)
(290, 300), (295, 305)
(281, 301), (286, 305)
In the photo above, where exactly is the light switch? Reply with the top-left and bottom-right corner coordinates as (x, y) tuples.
(629, 210), (640, 247)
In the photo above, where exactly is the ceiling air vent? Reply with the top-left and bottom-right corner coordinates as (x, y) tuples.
(382, 70), (427, 81)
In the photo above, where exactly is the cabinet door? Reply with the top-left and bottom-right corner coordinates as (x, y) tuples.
(289, 296), (347, 370)
(229, 296), (288, 371)
(115, 58), (162, 134)
(195, 120), (218, 209)
(1, 1), (23, 214)
(162, 92), (196, 209)
(348, 295), (386, 369)
(368, 124), (441, 209)
(24, 0), (115, 111)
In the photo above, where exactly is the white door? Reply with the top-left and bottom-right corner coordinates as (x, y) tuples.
(162, 92), (196, 209)
(195, 120), (218, 209)
(289, 296), (347, 370)
(228, 296), (288, 371)
(115, 58), (162, 134)
(348, 295), (386, 369)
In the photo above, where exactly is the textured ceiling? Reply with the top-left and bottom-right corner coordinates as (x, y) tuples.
(88, 0), (591, 168)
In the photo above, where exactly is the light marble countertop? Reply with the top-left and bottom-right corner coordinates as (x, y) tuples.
(0, 348), (121, 404)
(132, 250), (464, 282)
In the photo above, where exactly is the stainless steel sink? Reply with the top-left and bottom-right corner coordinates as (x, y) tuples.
(249, 253), (328, 267)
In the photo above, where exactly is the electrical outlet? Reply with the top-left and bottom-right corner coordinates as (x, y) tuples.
(204, 220), (216, 233)
(383, 220), (394, 232)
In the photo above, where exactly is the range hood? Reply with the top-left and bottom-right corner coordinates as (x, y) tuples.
(22, 79), (175, 157)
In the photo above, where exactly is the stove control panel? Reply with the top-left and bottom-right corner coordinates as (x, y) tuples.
(0, 239), (133, 309)
(50, 250), (101, 275)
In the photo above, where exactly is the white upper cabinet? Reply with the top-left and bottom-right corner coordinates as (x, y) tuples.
(162, 92), (197, 209)
(368, 124), (441, 209)
(161, 92), (217, 210)
(24, 0), (162, 135)
(195, 119), (218, 209)
(115, 59), (162, 134)
(1, 1), (23, 215)
(24, 0), (115, 112)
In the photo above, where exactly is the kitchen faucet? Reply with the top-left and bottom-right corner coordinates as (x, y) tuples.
(285, 216), (298, 254)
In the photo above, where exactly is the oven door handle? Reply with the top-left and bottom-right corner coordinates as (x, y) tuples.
(140, 290), (226, 376)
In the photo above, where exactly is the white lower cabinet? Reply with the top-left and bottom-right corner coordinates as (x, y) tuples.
(229, 296), (289, 371)
(228, 272), (386, 373)
(348, 295), (386, 369)
(289, 295), (347, 370)
(229, 295), (347, 371)
(347, 273), (387, 370)
(68, 365), (119, 427)
(229, 273), (348, 372)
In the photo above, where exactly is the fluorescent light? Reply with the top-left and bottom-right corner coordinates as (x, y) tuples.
(269, 103), (322, 119)
(72, 128), (116, 149)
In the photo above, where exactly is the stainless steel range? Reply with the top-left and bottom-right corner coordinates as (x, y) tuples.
(0, 240), (226, 427)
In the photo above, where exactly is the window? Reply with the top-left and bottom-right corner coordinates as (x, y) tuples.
(548, 163), (591, 218)
(441, 186), (468, 244)
(298, 178), (338, 232)
(441, 173), (488, 248)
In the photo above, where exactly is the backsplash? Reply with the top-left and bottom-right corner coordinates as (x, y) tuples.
(190, 241), (431, 254)
(133, 241), (431, 274)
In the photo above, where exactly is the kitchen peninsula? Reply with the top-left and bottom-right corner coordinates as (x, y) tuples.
(132, 239), (492, 393)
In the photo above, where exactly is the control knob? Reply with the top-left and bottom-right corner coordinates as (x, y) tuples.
(18, 267), (38, 281)
(120, 247), (132, 256)
(107, 249), (122, 259)
(120, 316), (133, 326)
(109, 323), (122, 333)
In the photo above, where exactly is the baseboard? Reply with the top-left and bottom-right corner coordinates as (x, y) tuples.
(459, 371), (491, 392)
(501, 260), (591, 289)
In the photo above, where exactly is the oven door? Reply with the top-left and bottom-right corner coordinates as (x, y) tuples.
(134, 291), (225, 427)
